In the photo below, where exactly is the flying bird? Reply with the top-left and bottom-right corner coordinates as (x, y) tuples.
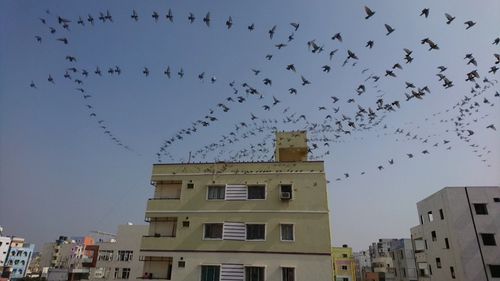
(166, 9), (173, 22)
(269, 25), (277, 39)
(420, 8), (429, 18)
(290, 22), (299, 31)
(301, 76), (311, 86)
(445, 13), (455, 24)
(364, 6), (375, 19)
(131, 10), (138, 21)
(226, 16), (233, 29)
(464, 21), (476, 29)
(384, 24), (395, 35)
(203, 12), (210, 26)
(331, 33), (343, 42)
(188, 13), (195, 23)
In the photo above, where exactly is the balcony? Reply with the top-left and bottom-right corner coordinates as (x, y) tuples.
(146, 199), (183, 214)
(146, 217), (177, 238)
(140, 257), (173, 280)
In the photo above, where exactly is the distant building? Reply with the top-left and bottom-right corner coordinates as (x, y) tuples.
(368, 239), (396, 281)
(4, 237), (35, 280)
(0, 236), (11, 274)
(332, 245), (356, 281)
(89, 224), (147, 281)
(139, 131), (334, 281)
(354, 250), (371, 281)
(389, 239), (417, 281)
(410, 186), (500, 281)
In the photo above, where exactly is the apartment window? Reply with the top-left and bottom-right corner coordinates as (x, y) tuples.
(117, 251), (133, 262)
(121, 268), (130, 280)
(402, 268), (406, 277)
(280, 184), (293, 199)
(428, 211), (433, 222)
(436, 258), (441, 268)
(494, 198), (500, 203)
(439, 209), (444, 220)
(481, 233), (497, 246)
(280, 224), (294, 241)
(204, 224), (223, 239)
(248, 185), (266, 199)
(282, 267), (294, 281)
(98, 250), (113, 261)
(450, 266), (455, 279)
(341, 265), (348, 270)
(445, 238), (450, 249)
(429, 264), (432, 275)
(246, 224), (265, 240)
(187, 183), (195, 189)
(400, 250), (404, 259)
(114, 268), (119, 279)
(245, 266), (264, 281)
(474, 203), (488, 215)
(201, 265), (220, 281)
(342, 254), (348, 258)
(490, 265), (500, 278)
(431, 231), (437, 241)
(420, 215), (423, 225)
(207, 186), (225, 200)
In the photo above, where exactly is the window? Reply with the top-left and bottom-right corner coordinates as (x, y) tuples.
(450, 266), (455, 279)
(342, 254), (348, 258)
(280, 224), (294, 241)
(431, 231), (437, 241)
(428, 211), (433, 222)
(429, 264), (432, 275)
(187, 183), (195, 189)
(494, 198), (500, 203)
(183, 221), (190, 227)
(114, 268), (119, 279)
(201, 265), (220, 281)
(280, 184), (293, 200)
(178, 260), (185, 268)
(341, 265), (348, 270)
(117, 251), (133, 262)
(245, 266), (264, 281)
(439, 209), (444, 220)
(402, 268), (406, 277)
(436, 258), (441, 268)
(204, 224), (223, 239)
(121, 268), (130, 279)
(481, 233), (497, 246)
(98, 250), (114, 261)
(490, 265), (500, 278)
(248, 185), (266, 199)
(420, 215), (423, 225)
(445, 238), (450, 249)
(208, 186), (225, 200)
(282, 267), (294, 281)
(246, 224), (265, 240)
(474, 203), (488, 215)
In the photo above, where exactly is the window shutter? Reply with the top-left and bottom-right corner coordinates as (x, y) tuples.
(221, 264), (244, 281)
(225, 185), (247, 200)
(223, 222), (246, 241)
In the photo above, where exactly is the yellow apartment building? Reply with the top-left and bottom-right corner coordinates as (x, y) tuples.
(332, 245), (356, 281)
(139, 131), (334, 281)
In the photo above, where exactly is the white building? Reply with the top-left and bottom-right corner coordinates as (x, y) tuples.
(354, 251), (371, 281)
(89, 224), (147, 281)
(389, 239), (417, 281)
(0, 236), (12, 273)
(410, 186), (500, 281)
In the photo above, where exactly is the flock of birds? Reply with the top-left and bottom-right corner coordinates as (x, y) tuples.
(28, 5), (499, 181)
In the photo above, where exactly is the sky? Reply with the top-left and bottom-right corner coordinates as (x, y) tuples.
(0, 0), (499, 252)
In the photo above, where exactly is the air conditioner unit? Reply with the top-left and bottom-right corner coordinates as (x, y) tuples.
(280, 192), (291, 200)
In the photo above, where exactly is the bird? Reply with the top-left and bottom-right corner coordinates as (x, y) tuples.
(272, 96), (280, 106)
(384, 24), (395, 35)
(290, 22), (299, 31)
(225, 16), (233, 29)
(445, 13), (455, 24)
(77, 17), (84, 26)
(87, 14), (94, 25)
(166, 9), (173, 22)
(407, 153), (414, 158)
(268, 25), (277, 39)
(131, 10), (138, 21)
(322, 65), (331, 73)
(437, 66), (447, 72)
(30, 81), (37, 88)
(143, 67), (149, 76)
(263, 78), (272, 86)
(57, 38), (68, 44)
(288, 88), (297, 95)
(275, 43), (287, 49)
(364, 6), (375, 19)
(486, 124), (496, 131)
(248, 23), (255, 31)
(286, 64), (296, 72)
(164, 67), (171, 78)
(366, 40), (374, 49)
(48, 74), (54, 84)
(188, 13), (195, 23)
(347, 50), (358, 60)
(301, 76), (311, 86)
(105, 10), (113, 22)
(203, 12), (211, 27)
(464, 21), (476, 29)
(35, 36), (42, 43)
(329, 49), (338, 60)
(493, 37), (500, 45)
(420, 8), (430, 18)
(265, 54), (273, 60)
(152, 11), (159, 22)
(331, 33), (343, 42)
(94, 67), (102, 76)
(178, 68), (184, 78)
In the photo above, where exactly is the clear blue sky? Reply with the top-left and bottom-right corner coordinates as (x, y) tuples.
(0, 0), (499, 251)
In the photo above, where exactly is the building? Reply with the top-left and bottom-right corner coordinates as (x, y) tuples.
(332, 245), (356, 281)
(139, 131), (334, 281)
(354, 251), (371, 281)
(89, 224), (147, 281)
(410, 186), (500, 281)
(4, 237), (35, 280)
(0, 236), (12, 278)
(389, 239), (417, 281)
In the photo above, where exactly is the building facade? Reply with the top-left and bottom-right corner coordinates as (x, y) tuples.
(4, 237), (35, 280)
(410, 186), (500, 281)
(354, 251), (371, 281)
(89, 224), (147, 281)
(0, 236), (11, 275)
(139, 131), (334, 281)
(332, 245), (356, 281)
(389, 239), (417, 281)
